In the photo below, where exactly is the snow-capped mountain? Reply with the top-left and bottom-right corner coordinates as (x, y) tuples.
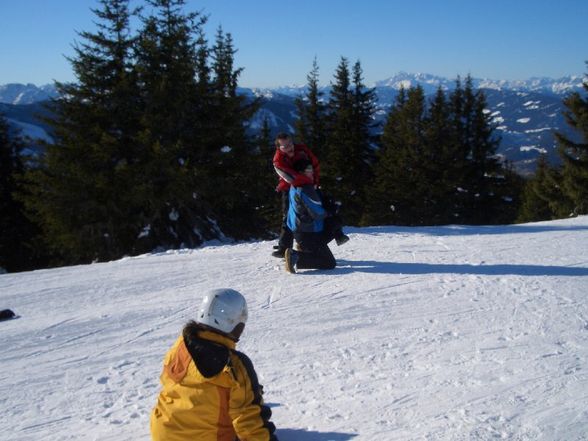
(244, 73), (585, 99)
(1, 73), (585, 174)
(374, 72), (454, 95)
(374, 72), (585, 96)
(0, 83), (58, 105)
(476, 75), (586, 95)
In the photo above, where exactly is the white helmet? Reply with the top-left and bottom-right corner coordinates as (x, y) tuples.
(196, 288), (248, 336)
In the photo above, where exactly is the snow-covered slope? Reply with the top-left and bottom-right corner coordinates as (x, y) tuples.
(1, 217), (588, 440)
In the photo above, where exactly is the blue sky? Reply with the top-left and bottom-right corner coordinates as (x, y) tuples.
(1, 0), (587, 88)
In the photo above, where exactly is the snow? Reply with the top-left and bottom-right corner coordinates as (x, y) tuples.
(523, 101), (541, 110)
(524, 128), (552, 134)
(7, 118), (53, 143)
(520, 146), (548, 154)
(1, 217), (588, 440)
(168, 209), (179, 222)
(137, 225), (151, 239)
(249, 108), (280, 130)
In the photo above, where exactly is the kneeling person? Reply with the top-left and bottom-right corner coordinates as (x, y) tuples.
(284, 159), (348, 273)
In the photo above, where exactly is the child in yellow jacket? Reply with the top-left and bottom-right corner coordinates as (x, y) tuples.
(150, 288), (279, 441)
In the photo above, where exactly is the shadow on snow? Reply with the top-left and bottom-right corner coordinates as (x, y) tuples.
(305, 260), (588, 277)
(277, 428), (357, 441)
(347, 223), (588, 237)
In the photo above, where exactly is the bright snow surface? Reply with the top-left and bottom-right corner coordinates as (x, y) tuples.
(1, 217), (588, 440)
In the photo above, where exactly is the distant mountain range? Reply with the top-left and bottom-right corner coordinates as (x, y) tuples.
(1, 73), (585, 174)
(0, 83), (59, 105)
(245, 72), (586, 99)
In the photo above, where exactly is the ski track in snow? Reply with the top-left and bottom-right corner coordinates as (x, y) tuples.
(1, 217), (588, 440)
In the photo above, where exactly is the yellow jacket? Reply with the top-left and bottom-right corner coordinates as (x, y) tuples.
(150, 326), (278, 441)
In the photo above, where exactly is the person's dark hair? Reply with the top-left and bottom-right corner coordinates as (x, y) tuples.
(274, 132), (291, 148)
(183, 320), (204, 342)
(183, 320), (245, 342)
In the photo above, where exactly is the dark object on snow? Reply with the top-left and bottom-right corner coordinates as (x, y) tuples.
(0, 309), (16, 321)
(271, 246), (286, 258)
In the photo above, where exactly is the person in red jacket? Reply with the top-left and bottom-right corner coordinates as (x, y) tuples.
(271, 132), (320, 257)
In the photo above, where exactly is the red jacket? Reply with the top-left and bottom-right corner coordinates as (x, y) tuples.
(272, 143), (320, 192)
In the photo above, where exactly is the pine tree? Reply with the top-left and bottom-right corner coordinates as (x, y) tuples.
(200, 27), (265, 239)
(363, 88), (403, 225)
(250, 118), (281, 231)
(555, 65), (588, 215)
(422, 87), (462, 224)
(134, 0), (233, 249)
(324, 58), (376, 224)
(294, 57), (327, 158)
(365, 77), (517, 227)
(366, 86), (431, 225)
(0, 115), (44, 271)
(0, 114), (22, 271)
(517, 155), (563, 222)
(323, 58), (354, 215)
(351, 61), (378, 187)
(23, 0), (144, 263)
(450, 76), (507, 224)
(442, 76), (469, 222)
(467, 77), (503, 223)
(492, 162), (525, 224)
